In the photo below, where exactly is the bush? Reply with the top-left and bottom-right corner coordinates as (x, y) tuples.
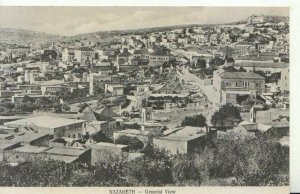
(126, 145), (173, 186)
(181, 114), (207, 127)
(115, 136), (144, 152)
(211, 104), (242, 128)
(0, 136), (289, 186)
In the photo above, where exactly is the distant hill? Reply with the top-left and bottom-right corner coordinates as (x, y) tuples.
(0, 28), (62, 45)
(69, 24), (212, 39)
(224, 19), (248, 25)
(0, 14), (288, 44)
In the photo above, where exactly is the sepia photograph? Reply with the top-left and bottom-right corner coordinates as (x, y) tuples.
(0, 4), (294, 192)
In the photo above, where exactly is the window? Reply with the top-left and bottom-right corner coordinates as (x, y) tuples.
(256, 83), (259, 87)
(225, 81), (229, 87)
(72, 134), (76, 138)
(242, 82), (250, 87)
(78, 133), (82, 138)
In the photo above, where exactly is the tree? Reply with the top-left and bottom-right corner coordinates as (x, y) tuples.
(210, 57), (225, 66)
(181, 114), (207, 127)
(0, 158), (73, 186)
(171, 153), (209, 186)
(126, 145), (173, 186)
(121, 111), (130, 117)
(226, 57), (235, 63)
(61, 103), (70, 112)
(195, 58), (207, 69)
(54, 103), (62, 113)
(211, 104), (242, 128)
(0, 135), (289, 186)
(41, 50), (58, 61)
(91, 131), (112, 143)
(22, 95), (34, 104)
(78, 103), (89, 113)
(223, 66), (238, 72)
(188, 28), (194, 34)
(238, 67), (247, 72)
(101, 99), (110, 107)
(123, 123), (141, 130)
(253, 70), (266, 78)
(115, 136), (144, 152)
(266, 72), (281, 83)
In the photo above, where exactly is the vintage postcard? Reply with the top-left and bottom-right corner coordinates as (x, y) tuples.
(0, 3), (296, 194)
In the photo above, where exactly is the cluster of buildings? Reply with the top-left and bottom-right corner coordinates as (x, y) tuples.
(0, 14), (289, 165)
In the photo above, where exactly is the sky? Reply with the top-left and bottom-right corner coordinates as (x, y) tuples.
(0, 7), (289, 36)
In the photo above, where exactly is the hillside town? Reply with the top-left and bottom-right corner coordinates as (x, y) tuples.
(0, 13), (289, 186)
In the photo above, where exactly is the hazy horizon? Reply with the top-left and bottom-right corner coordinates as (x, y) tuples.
(0, 7), (289, 36)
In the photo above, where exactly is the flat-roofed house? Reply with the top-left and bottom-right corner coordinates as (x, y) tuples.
(149, 50), (170, 66)
(4, 116), (87, 139)
(153, 126), (207, 154)
(213, 70), (265, 105)
(133, 49), (150, 60)
(117, 51), (133, 65)
(12, 94), (56, 105)
(80, 107), (119, 139)
(235, 62), (289, 76)
(105, 84), (124, 96)
(91, 142), (129, 164)
(74, 47), (95, 66)
(10, 132), (52, 147)
(3, 145), (51, 164)
(44, 147), (91, 163)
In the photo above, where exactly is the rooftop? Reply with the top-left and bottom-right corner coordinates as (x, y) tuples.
(46, 154), (79, 163)
(236, 62), (289, 68)
(0, 141), (20, 150)
(93, 142), (128, 149)
(14, 145), (50, 153)
(241, 108), (289, 124)
(265, 120), (290, 128)
(44, 147), (89, 157)
(184, 46), (212, 55)
(77, 47), (94, 52)
(12, 132), (50, 142)
(220, 72), (265, 80)
(107, 84), (124, 88)
(157, 126), (207, 141)
(150, 50), (169, 56)
(134, 49), (149, 55)
(4, 116), (86, 129)
(115, 129), (148, 136)
(118, 51), (132, 57)
(34, 80), (65, 86)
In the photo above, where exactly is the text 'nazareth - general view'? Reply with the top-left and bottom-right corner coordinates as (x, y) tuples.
(0, 7), (289, 187)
